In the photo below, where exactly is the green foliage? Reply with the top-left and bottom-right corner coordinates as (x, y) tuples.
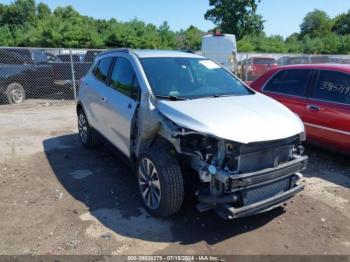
(204, 0), (264, 40)
(178, 25), (203, 50)
(236, 8), (350, 54)
(333, 10), (350, 35)
(0, 0), (204, 50)
(0, 25), (15, 46)
(2, 0), (350, 55)
(300, 9), (333, 38)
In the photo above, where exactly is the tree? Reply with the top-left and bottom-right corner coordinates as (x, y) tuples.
(157, 21), (177, 49)
(178, 25), (203, 50)
(333, 10), (350, 35)
(37, 2), (51, 19)
(1, 0), (37, 26)
(237, 33), (288, 53)
(0, 25), (15, 46)
(285, 33), (303, 53)
(204, 0), (264, 40)
(300, 9), (333, 38)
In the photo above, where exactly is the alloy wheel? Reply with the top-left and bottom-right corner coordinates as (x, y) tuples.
(78, 113), (88, 144)
(10, 87), (24, 104)
(138, 157), (161, 210)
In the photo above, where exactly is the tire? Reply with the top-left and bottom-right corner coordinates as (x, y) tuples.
(5, 83), (25, 104)
(77, 109), (100, 148)
(137, 148), (184, 217)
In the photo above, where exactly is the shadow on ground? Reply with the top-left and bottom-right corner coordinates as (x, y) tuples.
(43, 134), (304, 246)
(304, 145), (350, 188)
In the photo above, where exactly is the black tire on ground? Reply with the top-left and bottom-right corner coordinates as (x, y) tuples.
(5, 83), (25, 104)
(77, 109), (100, 149)
(137, 148), (184, 217)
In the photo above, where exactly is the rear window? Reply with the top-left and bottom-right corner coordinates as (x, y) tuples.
(313, 70), (350, 105)
(253, 58), (276, 65)
(287, 57), (310, 65)
(264, 69), (312, 96)
(93, 57), (113, 83)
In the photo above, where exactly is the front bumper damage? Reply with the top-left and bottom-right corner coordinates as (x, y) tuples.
(196, 155), (308, 219)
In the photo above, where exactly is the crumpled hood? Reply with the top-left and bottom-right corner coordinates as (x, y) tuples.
(157, 93), (304, 144)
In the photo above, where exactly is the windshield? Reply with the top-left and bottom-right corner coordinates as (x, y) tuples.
(141, 57), (253, 99)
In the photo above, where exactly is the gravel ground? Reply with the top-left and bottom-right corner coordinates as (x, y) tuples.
(0, 101), (349, 255)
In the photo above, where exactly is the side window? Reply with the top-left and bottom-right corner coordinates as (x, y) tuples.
(313, 70), (350, 105)
(264, 69), (312, 96)
(110, 57), (140, 100)
(0, 51), (25, 64)
(93, 57), (113, 83)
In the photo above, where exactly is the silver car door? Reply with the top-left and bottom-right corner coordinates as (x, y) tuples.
(102, 56), (140, 157)
(83, 57), (114, 136)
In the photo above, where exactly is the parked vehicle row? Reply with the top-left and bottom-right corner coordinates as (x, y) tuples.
(0, 48), (102, 104)
(238, 57), (278, 81)
(77, 48), (307, 219)
(251, 64), (350, 154)
(237, 55), (350, 83)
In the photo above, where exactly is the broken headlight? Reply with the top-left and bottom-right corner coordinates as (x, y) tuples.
(180, 133), (218, 161)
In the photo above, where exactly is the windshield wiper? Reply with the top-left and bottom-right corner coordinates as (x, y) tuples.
(155, 95), (187, 101)
(208, 94), (234, 98)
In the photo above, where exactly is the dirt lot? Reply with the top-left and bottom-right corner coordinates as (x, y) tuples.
(0, 101), (349, 255)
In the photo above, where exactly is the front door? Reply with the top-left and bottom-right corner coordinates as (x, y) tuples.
(262, 69), (315, 121)
(102, 56), (140, 157)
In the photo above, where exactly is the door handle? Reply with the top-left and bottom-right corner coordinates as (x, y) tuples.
(101, 96), (108, 103)
(307, 104), (320, 111)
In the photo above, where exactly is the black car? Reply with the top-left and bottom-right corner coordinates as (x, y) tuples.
(57, 54), (82, 63)
(0, 49), (56, 104)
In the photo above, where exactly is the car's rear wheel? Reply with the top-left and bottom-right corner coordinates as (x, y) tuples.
(5, 83), (25, 104)
(77, 110), (100, 148)
(137, 148), (184, 217)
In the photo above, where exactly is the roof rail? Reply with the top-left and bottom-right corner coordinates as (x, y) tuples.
(181, 50), (197, 54)
(98, 48), (133, 57)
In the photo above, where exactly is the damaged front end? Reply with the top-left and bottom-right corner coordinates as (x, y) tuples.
(177, 128), (308, 219)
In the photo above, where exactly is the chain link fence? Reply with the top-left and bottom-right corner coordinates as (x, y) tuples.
(0, 47), (103, 105)
(1, 47), (350, 105)
(236, 52), (350, 83)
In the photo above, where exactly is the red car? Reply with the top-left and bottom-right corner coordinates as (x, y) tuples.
(239, 57), (278, 82)
(250, 64), (350, 154)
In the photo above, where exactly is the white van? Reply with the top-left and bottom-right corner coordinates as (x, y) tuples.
(201, 33), (237, 73)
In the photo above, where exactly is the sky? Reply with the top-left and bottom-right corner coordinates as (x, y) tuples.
(1, 0), (350, 38)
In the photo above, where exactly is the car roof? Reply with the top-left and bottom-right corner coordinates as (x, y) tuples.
(251, 56), (276, 59)
(134, 49), (204, 59)
(202, 34), (235, 38)
(99, 48), (205, 59)
(276, 63), (350, 72)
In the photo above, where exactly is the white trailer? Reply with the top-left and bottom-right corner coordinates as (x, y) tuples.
(201, 33), (237, 73)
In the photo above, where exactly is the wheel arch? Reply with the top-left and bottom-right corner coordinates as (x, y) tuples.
(76, 101), (84, 115)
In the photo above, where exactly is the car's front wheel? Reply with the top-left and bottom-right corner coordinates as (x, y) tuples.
(77, 110), (100, 148)
(137, 148), (184, 217)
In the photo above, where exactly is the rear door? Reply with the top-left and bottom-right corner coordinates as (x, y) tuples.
(304, 69), (350, 151)
(262, 69), (315, 119)
(83, 56), (114, 135)
(101, 56), (140, 157)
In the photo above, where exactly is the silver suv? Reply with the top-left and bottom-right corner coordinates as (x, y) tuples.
(76, 49), (308, 219)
